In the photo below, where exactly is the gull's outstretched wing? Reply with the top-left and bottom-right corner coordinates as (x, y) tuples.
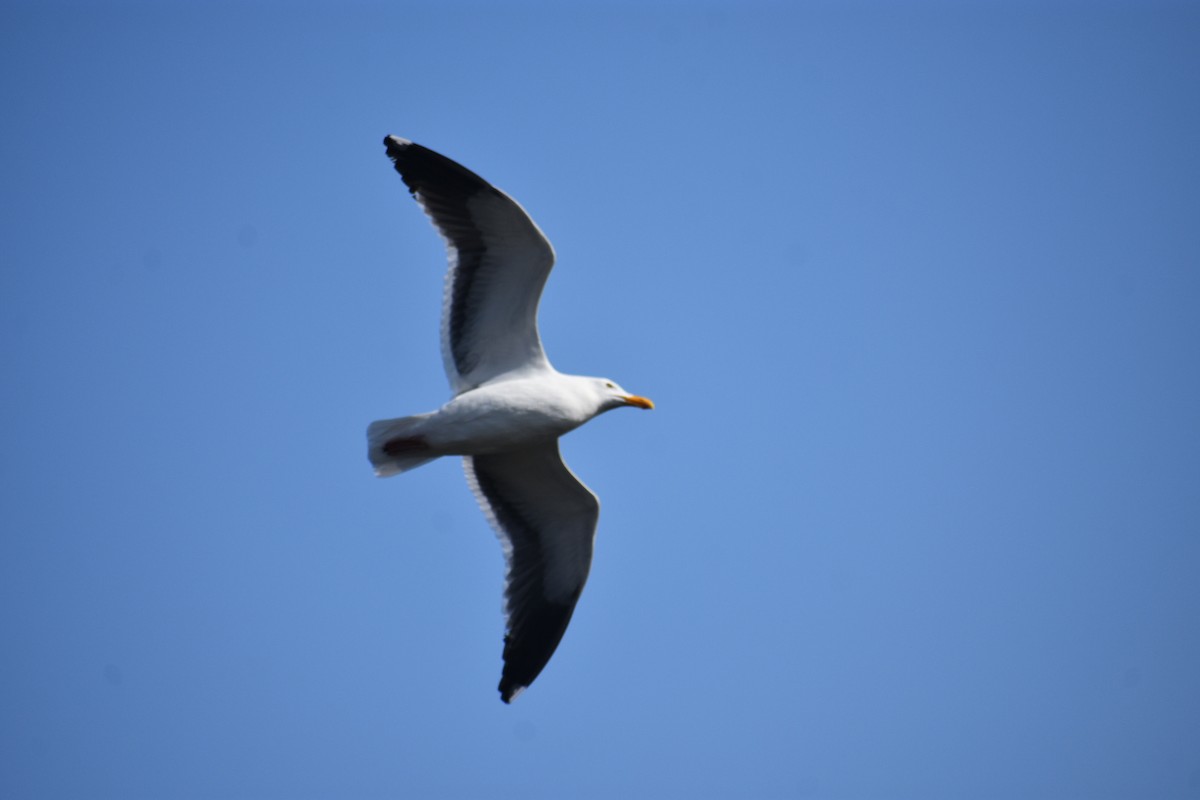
(384, 136), (556, 393)
(464, 442), (599, 703)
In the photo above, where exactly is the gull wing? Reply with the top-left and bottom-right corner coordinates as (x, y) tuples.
(384, 136), (556, 393)
(464, 442), (600, 703)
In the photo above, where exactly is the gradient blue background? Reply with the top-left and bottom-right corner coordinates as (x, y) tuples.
(3, 2), (1199, 798)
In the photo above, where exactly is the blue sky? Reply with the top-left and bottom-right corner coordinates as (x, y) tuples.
(3, 2), (1199, 798)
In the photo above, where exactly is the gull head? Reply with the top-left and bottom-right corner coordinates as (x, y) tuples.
(592, 377), (654, 412)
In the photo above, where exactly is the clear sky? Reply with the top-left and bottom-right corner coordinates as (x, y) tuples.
(3, 2), (1199, 798)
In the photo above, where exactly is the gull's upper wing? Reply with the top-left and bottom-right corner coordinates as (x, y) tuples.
(464, 442), (600, 703)
(384, 136), (556, 393)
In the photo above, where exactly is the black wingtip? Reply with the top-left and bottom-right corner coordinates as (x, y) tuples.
(383, 134), (411, 154)
(499, 678), (526, 704)
(494, 597), (580, 705)
(381, 135), (495, 199)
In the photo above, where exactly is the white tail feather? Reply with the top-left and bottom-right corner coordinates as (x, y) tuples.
(367, 414), (438, 477)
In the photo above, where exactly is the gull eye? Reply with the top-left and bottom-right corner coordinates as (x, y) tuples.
(605, 381), (615, 389)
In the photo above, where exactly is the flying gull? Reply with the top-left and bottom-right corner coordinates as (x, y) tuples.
(368, 136), (654, 703)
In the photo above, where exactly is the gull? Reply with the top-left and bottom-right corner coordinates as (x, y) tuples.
(367, 136), (654, 703)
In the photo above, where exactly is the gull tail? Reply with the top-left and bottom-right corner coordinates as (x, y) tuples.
(367, 414), (438, 477)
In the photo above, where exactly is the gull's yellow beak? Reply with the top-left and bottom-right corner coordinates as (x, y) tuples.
(622, 394), (655, 410)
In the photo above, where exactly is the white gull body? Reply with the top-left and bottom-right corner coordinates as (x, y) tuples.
(367, 136), (653, 703)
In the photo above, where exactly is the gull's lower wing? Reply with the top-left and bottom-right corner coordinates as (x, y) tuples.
(464, 442), (600, 702)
